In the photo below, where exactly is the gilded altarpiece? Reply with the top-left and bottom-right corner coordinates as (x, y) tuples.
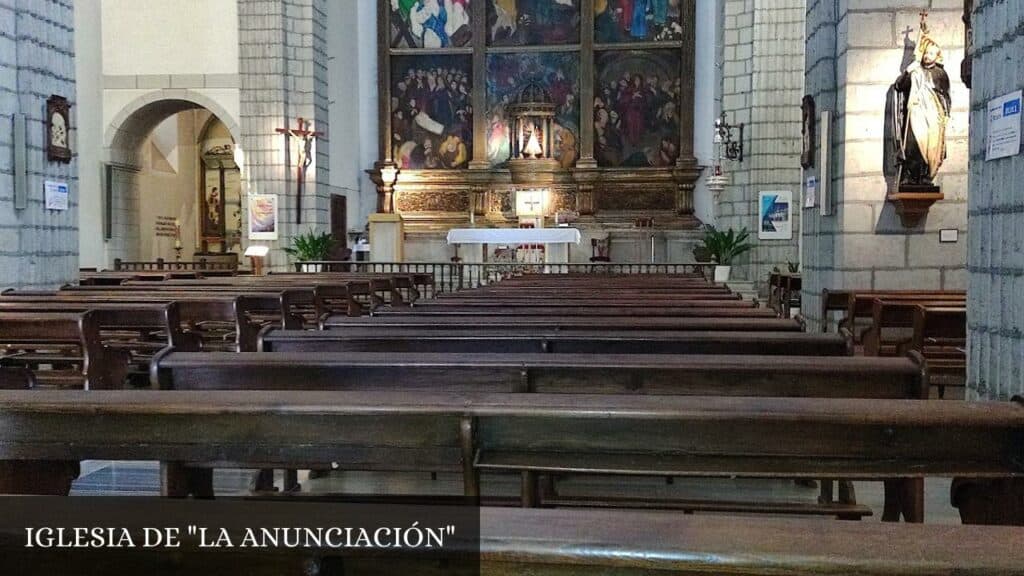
(375, 0), (700, 230)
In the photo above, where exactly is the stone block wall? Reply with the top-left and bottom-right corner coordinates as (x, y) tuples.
(967, 0), (1024, 400)
(0, 0), (78, 289)
(719, 0), (804, 290)
(801, 1), (969, 330)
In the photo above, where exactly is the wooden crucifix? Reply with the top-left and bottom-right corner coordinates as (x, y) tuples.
(276, 117), (322, 224)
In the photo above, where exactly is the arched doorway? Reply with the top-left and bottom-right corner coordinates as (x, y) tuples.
(102, 91), (243, 266)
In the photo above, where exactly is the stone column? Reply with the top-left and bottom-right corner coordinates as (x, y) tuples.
(966, 1), (1024, 401)
(0, 0), (78, 289)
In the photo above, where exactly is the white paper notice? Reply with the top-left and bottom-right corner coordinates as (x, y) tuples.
(44, 181), (69, 211)
(987, 90), (1022, 161)
(804, 177), (817, 209)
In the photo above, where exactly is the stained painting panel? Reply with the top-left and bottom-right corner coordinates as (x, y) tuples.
(391, 55), (473, 170)
(594, 49), (680, 168)
(594, 0), (682, 43)
(486, 52), (580, 167)
(390, 0), (473, 48)
(487, 0), (581, 46)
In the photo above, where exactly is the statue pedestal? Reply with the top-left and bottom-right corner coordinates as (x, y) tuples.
(369, 213), (404, 262)
(887, 185), (943, 228)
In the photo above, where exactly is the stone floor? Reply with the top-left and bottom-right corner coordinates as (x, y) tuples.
(71, 462), (961, 524)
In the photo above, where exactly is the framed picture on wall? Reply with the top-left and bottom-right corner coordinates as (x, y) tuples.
(248, 194), (279, 241)
(46, 95), (71, 163)
(758, 191), (793, 240)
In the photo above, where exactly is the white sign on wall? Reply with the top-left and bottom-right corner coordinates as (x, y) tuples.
(44, 181), (69, 211)
(987, 90), (1022, 161)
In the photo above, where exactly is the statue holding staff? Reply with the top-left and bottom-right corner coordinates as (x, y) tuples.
(893, 12), (951, 189)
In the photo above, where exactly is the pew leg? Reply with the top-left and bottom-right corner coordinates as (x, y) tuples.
(161, 462), (214, 499)
(459, 417), (480, 505)
(900, 478), (925, 523)
(951, 478), (1024, 525)
(836, 480), (861, 520)
(251, 468), (278, 493)
(283, 469), (300, 493)
(0, 461), (78, 495)
(521, 471), (540, 508)
(882, 480), (902, 522)
(818, 479), (835, 505)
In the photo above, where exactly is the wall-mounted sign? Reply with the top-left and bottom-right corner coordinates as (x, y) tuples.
(248, 194), (279, 241)
(804, 176), (817, 209)
(44, 181), (69, 211)
(46, 95), (71, 163)
(759, 190), (793, 241)
(987, 90), (1022, 161)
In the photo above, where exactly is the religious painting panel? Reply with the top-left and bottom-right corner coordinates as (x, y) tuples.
(594, 0), (683, 44)
(201, 168), (225, 240)
(485, 52), (580, 167)
(391, 55), (473, 170)
(390, 0), (473, 48)
(594, 49), (681, 168)
(487, 0), (581, 46)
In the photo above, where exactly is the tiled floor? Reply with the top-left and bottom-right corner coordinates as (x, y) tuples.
(72, 462), (961, 524)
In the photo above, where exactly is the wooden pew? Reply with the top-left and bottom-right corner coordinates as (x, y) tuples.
(322, 315), (804, 332)
(153, 350), (922, 517)
(819, 289), (965, 333)
(0, 302), (186, 387)
(910, 306), (967, 398)
(0, 294), (269, 352)
(0, 312), (109, 389)
(863, 298), (968, 357)
(258, 328), (852, 356)
(153, 351), (924, 399)
(370, 306), (779, 318)
(413, 297), (758, 308)
(0, 390), (1022, 524)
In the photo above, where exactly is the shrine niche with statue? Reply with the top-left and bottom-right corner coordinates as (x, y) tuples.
(371, 0), (703, 263)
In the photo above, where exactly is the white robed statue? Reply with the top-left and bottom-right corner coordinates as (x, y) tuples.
(893, 13), (952, 188)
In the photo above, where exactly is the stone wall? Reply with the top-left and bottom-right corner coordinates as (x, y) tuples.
(0, 0), (78, 289)
(719, 0), (804, 290)
(967, 0), (1024, 400)
(801, 1), (969, 330)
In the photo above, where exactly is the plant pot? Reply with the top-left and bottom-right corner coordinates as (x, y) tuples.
(713, 265), (731, 283)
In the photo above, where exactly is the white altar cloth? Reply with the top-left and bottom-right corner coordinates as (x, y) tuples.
(446, 228), (581, 245)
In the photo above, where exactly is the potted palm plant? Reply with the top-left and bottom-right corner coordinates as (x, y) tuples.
(284, 229), (336, 272)
(700, 226), (752, 283)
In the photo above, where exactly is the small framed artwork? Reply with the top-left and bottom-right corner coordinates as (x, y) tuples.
(46, 95), (71, 163)
(759, 191), (793, 240)
(248, 194), (279, 241)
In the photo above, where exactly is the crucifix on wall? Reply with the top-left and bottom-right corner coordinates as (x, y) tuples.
(276, 117), (322, 224)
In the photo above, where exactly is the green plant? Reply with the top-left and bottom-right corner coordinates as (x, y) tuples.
(700, 226), (752, 266)
(283, 229), (336, 261)
(787, 260), (800, 273)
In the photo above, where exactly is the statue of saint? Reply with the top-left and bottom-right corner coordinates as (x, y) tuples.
(893, 14), (951, 189)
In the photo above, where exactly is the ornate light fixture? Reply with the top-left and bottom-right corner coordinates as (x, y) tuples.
(714, 112), (744, 163)
(507, 83), (560, 184)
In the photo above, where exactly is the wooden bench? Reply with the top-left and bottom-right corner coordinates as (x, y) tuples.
(819, 289), (965, 333)
(0, 312), (109, 389)
(910, 305), (967, 398)
(258, 328), (852, 356)
(370, 306), (779, 318)
(0, 390), (1021, 524)
(322, 315), (804, 332)
(863, 298), (968, 357)
(2, 505), (1023, 574)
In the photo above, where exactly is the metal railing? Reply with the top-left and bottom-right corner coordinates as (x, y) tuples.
(112, 258), (238, 272)
(295, 261), (706, 294)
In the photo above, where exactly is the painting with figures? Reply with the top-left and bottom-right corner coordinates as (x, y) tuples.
(390, 0), (472, 48)
(594, 0), (683, 43)
(594, 50), (680, 168)
(391, 55), (473, 170)
(486, 53), (580, 167)
(487, 0), (580, 46)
